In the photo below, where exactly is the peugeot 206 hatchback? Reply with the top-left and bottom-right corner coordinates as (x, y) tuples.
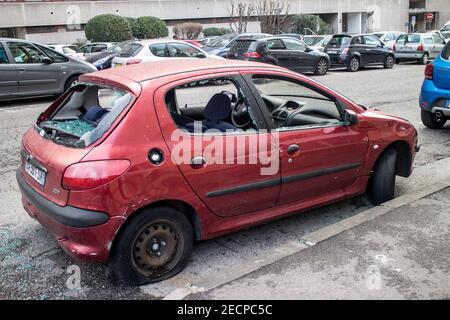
(17, 59), (419, 285)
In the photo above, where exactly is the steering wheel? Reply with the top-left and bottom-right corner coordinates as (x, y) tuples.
(231, 97), (251, 128)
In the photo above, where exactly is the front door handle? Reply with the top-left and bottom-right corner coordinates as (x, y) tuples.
(191, 156), (206, 169)
(287, 144), (300, 154)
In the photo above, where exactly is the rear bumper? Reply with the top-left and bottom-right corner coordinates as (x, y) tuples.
(420, 79), (450, 114)
(17, 170), (123, 262)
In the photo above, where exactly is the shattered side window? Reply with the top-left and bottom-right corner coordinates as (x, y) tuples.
(38, 84), (133, 148)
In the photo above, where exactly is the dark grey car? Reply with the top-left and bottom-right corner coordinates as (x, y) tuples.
(0, 38), (97, 101)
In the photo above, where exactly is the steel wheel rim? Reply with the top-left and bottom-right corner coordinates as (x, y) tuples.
(318, 60), (328, 74)
(422, 54), (428, 64)
(132, 221), (183, 277)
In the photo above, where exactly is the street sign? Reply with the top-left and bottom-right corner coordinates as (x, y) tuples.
(426, 13), (434, 21)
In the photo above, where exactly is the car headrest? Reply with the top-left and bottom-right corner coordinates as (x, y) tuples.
(202, 93), (232, 121)
(83, 106), (109, 123)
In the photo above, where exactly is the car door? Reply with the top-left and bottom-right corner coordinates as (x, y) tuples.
(265, 38), (292, 69)
(154, 73), (280, 217)
(282, 38), (317, 72)
(432, 34), (446, 58)
(363, 35), (385, 64)
(0, 42), (19, 99)
(351, 36), (369, 65)
(244, 72), (369, 205)
(6, 41), (60, 96)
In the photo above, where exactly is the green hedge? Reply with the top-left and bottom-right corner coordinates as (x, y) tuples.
(133, 16), (168, 39)
(84, 14), (133, 42)
(203, 27), (232, 37)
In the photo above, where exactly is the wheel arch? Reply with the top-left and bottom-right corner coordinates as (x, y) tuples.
(110, 199), (202, 259)
(372, 140), (412, 178)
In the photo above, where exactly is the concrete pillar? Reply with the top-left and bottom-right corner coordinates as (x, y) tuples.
(337, 11), (343, 34)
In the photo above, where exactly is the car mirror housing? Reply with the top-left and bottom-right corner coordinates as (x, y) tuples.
(344, 109), (359, 126)
(196, 53), (207, 58)
(42, 57), (53, 64)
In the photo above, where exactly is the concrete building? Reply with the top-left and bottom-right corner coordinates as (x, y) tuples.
(0, 0), (449, 44)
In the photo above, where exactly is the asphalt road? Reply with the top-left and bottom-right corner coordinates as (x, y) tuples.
(0, 63), (449, 299)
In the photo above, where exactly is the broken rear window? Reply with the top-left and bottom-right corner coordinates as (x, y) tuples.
(38, 84), (133, 148)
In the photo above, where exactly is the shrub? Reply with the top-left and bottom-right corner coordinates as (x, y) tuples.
(203, 27), (233, 37)
(173, 22), (203, 40)
(84, 14), (133, 42)
(290, 14), (330, 35)
(125, 17), (137, 35)
(133, 16), (168, 39)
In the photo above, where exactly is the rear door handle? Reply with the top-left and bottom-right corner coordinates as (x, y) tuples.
(287, 144), (300, 154)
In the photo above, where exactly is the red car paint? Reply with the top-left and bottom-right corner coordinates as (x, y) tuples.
(17, 59), (417, 263)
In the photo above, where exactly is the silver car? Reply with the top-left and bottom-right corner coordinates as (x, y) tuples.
(394, 33), (446, 64)
(303, 35), (332, 52)
(0, 38), (97, 101)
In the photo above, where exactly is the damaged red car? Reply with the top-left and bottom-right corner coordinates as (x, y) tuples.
(17, 59), (419, 285)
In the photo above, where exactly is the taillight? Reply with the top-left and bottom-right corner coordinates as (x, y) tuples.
(425, 63), (433, 80)
(126, 59), (142, 65)
(62, 160), (130, 191)
(417, 44), (424, 52)
(243, 51), (262, 59)
(341, 48), (349, 55)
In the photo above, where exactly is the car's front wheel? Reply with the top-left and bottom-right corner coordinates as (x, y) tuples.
(368, 148), (397, 205)
(421, 109), (447, 129)
(384, 55), (395, 69)
(111, 206), (194, 286)
(347, 57), (360, 72)
(314, 58), (329, 75)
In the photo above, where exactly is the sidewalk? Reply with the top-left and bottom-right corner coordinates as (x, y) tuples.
(190, 187), (450, 299)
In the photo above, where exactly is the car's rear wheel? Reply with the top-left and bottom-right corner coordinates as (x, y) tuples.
(347, 57), (360, 72)
(64, 75), (79, 91)
(111, 206), (193, 286)
(421, 109), (447, 129)
(384, 55), (395, 69)
(418, 53), (429, 65)
(315, 58), (329, 75)
(368, 148), (397, 205)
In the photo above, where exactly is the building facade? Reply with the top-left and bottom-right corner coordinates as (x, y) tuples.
(0, 0), (449, 43)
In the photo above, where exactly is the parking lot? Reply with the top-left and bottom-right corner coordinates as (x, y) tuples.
(1, 63), (450, 299)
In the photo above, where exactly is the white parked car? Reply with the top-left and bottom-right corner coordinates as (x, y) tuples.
(371, 31), (406, 49)
(111, 39), (222, 68)
(47, 44), (85, 60)
(439, 22), (450, 43)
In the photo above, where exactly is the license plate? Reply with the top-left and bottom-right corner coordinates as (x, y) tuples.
(327, 50), (338, 54)
(114, 63), (122, 68)
(25, 161), (46, 186)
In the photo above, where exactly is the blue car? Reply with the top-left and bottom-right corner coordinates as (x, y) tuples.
(420, 41), (450, 129)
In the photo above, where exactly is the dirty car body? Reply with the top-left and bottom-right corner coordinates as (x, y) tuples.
(17, 59), (418, 284)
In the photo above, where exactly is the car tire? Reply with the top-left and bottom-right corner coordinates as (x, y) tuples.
(314, 58), (329, 75)
(421, 109), (447, 129)
(384, 55), (395, 69)
(64, 75), (79, 91)
(418, 53), (429, 65)
(347, 56), (360, 72)
(395, 58), (400, 64)
(111, 206), (194, 286)
(368, 148), (397, 205)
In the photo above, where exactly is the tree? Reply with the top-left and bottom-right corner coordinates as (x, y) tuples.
(228, 0), (256, 34)
(290, 14), (329, 35)
(84, 14), (133, 42)
(173, 22), (203, 40)
(203, 27), (233, 37)
(133, 16), (169, 39)
(255, 0), (290, 34)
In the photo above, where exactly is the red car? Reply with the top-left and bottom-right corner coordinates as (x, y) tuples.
(17, 59), (418, 285)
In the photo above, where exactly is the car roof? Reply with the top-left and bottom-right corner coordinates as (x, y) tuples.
(82, 58), (284, 85)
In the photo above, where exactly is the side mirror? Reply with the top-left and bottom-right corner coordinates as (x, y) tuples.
(196, 53), (207, 58)
(344, 109), (359, 126)
(42, 57), (53, 64)
(305, 46), (313, 52)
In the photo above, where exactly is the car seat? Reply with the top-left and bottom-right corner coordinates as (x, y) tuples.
(202, 93), (236, 132)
